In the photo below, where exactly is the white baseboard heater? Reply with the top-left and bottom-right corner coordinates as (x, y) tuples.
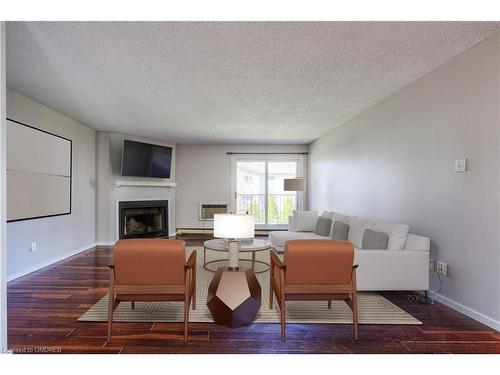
(176, 228), (273, 235)
(198, 203), (228, 221)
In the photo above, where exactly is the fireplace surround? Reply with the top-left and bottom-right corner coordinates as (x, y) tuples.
(118, 200), (168, 239)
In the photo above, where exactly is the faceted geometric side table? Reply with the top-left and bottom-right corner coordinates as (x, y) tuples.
(206, 267), (262, 328)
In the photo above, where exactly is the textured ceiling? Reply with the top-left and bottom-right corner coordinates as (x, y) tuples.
(6, 22), (500, 144)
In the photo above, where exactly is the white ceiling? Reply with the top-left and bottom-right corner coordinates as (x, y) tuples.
(6, 22), (500, 144)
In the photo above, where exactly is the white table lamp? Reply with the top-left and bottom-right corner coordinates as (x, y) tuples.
(213, 214), (255, 270)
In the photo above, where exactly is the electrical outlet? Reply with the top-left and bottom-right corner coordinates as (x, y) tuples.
(437, 261), (448, 277)
(30, 242), (37, 252)
(429, 258), (436, 271)
(455, 158), (467, 172)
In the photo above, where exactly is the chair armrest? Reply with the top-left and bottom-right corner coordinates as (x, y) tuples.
(270, 250), (286, 269)
(185, 251), (197, 270)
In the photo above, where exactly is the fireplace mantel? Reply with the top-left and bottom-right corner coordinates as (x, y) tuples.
(113, 179), (177, 190)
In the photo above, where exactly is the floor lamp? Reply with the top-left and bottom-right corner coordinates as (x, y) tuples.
(284, 177), (307, 210)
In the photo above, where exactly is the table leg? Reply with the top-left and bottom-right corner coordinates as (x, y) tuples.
(204, 247), (207, 269)
(252, 251), (255, 271)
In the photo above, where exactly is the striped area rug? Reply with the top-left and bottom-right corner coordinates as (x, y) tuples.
(78, 247), (421, 325)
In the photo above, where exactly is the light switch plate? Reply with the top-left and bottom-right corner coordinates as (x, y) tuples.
(455, 158), (467, 172)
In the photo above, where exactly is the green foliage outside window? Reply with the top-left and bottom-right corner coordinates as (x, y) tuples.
(237, 194), (296, 225)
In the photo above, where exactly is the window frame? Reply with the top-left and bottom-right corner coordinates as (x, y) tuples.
(230, 154), (306, 230)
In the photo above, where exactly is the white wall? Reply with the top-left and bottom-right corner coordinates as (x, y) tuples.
(95, 131), (177, 243)
(95, 132), (111, 243)
(0, 21), (7, 352)
(6, 89), (96, 281)
(176, 144), (308, 229)
(309, 33), (500, 329)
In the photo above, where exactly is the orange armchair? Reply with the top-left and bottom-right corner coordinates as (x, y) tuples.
(107, 239), (196, 342)
(270, 239), (359, 341)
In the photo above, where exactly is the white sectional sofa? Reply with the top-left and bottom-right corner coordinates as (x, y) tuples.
(268, 211), (430, 292)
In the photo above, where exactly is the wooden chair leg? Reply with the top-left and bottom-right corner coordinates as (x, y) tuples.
(279, 268), (286, 341)
(269, 287), (274, 309)
(107, 294), (114, 342)
(192, 271), (196, 310)
(280, 298), (286, 341)
(131, 301), (135, 310)
(352, 266), (359, 341)
(107, 270), (115, 343)
(191, 259), (196, 310)
(352, 294), (358, 341)
(184, 295), (190, 343)
(328, 300), (332, 309)
(269, 264), (274, 309)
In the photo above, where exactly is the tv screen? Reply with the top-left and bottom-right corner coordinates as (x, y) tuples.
(121, 139), (172, 178)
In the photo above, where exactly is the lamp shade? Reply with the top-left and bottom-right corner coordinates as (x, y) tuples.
(284, 178), (306, 191)
(213, 214), (255, 239)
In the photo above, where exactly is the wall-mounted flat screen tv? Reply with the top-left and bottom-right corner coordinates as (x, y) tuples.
(121, 139), (172, 178)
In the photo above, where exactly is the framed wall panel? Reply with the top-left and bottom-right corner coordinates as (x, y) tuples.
(6, 118), (72, 222)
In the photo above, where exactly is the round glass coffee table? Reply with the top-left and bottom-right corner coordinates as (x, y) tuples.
(203, 239), (271, 274)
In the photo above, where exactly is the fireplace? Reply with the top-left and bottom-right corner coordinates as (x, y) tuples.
(119, 200), (168, 239)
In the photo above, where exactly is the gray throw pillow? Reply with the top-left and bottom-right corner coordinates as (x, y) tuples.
(331, 221), (349, 241)
(362, 229), (389, 250)
(314, 216), (333, 236)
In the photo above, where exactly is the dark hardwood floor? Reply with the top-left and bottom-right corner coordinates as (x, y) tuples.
(7, 237), (500, 354)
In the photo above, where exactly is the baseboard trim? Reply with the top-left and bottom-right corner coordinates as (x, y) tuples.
(7, 242), (97, 282)
(96, 241), (116, 247)
(429, 291), (500, 332)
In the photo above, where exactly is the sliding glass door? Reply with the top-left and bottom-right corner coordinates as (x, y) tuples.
(267, 161), (297, 225)
(234, 161), (267, 225)
(231, 156), (305, 229)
